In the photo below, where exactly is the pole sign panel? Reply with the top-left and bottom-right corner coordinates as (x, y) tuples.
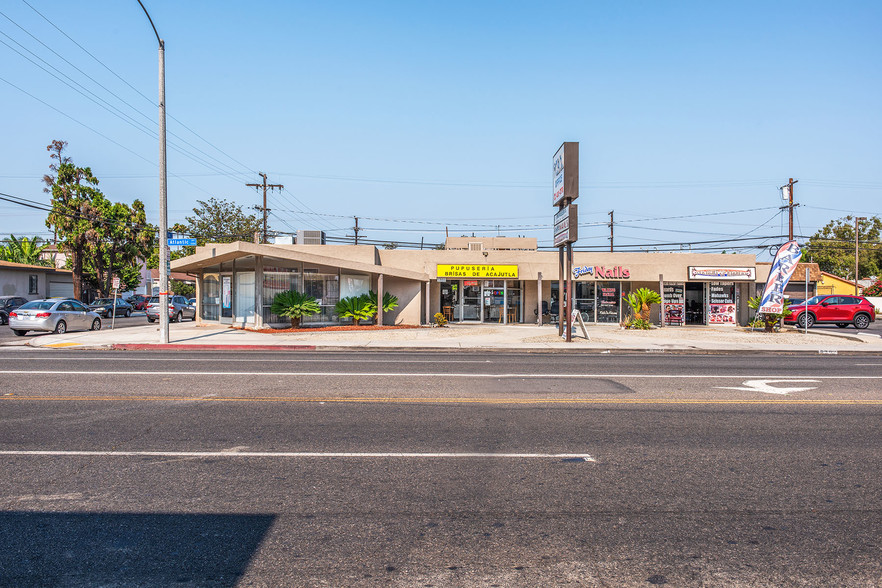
(553, 204), (578, 247)
(552, 142), (579, 207)
(168, 238), (197, 246)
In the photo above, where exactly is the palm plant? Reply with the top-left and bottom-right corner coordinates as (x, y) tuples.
(747, 296), (792, 333)
(366, 290), (399, 313)
(335, 294), (374, 325)
(270, 290), (320, 328)
(623, 287), (662, 321)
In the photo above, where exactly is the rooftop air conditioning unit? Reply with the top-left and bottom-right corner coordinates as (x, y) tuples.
(297, 230), (326, 245)
(272, 235), (294, 245)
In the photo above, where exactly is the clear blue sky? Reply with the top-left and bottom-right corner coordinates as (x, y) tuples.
(2, 1), (880, 257)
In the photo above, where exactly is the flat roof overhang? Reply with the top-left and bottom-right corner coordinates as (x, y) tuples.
(171, 241), (431, 282)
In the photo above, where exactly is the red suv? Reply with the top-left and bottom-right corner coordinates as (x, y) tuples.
(785, 295), (876, 329)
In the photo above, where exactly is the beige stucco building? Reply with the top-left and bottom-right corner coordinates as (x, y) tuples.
(172, 237), (766, 328)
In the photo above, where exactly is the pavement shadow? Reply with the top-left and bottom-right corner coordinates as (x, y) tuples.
(0, 511), (275, 586)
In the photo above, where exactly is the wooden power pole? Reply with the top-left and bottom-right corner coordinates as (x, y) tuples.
(781, 178), (798, 241)
(246, 172), (283, 244)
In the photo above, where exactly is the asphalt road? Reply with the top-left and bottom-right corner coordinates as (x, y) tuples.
(1, 351), (881, 586)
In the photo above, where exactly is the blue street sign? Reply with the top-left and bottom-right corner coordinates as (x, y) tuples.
(168, 238), (197, 246)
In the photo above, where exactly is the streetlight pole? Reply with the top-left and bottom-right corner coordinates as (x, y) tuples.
(137, 1), (169, 344)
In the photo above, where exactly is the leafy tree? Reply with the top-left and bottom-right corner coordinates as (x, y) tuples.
(270, 290), (320, 328)
(803, 216), (882, 280)
(0, 235), (51, 266)
(170, 279), (195, 298)
(43, 140), (153, 299)
(182, 197), (263, 245)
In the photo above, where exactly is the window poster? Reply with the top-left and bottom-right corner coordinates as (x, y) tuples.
(663, 283), (685, 325)
(221, 275), (232, 318)
(708, 282), (736, 324)
(596, 282), (620, 323)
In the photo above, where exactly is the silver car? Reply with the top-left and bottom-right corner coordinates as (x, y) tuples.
(146, 295), (196, 323)
(8, 298), (102, 336)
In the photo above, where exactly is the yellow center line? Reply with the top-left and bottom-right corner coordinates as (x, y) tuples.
(1, 395), (881, 405)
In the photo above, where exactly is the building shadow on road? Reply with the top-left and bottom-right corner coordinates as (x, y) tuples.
(0, 511), (275, 587)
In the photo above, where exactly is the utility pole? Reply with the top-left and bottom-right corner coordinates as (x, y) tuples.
(350, 216), (363, 245)
(246, 172), (283, 244)
(608, 210), (614, 252)
(855, 216), (866, 295)
(780, 178), (798, 241)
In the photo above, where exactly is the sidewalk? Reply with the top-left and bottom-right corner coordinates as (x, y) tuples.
(10, 321), (882, 354)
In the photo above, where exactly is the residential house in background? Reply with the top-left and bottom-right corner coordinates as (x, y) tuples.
(0, 260), (74, 299)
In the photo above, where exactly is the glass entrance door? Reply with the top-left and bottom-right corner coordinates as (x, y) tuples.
(460, 280), (481, 321)
(482, 280), (505, 322)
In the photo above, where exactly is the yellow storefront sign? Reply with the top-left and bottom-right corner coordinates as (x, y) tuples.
(436, 264), (519, 279)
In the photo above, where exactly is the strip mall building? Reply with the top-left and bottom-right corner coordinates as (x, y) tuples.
(171, 236), (804, 329)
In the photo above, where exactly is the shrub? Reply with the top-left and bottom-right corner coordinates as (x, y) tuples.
(623, 287), (662, 321)
(434, 312), (448, 327)
(862, 280), (882, 297)
(271, 290), (320, 328)
(335, 294), (374, 325)
(747, 296), (792, 333)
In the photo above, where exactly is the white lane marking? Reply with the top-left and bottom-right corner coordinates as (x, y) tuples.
(2, 370), (881, 379)
(716, 379), (820, 395)
(0, 450), (596, 461)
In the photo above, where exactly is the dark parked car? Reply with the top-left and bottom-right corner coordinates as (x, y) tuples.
(125, 294), (149, 310)
(0, 296), (28, 325)
(784, 295), (876, 329)
(8, 298), (102, 336)
(146, 295), (196, 323)
(88, 298), (134, 318)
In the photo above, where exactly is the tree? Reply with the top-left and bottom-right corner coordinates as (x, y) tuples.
(44, 140), (154, 299)
(182, 197), (263, 245)
(803, 216), (882, 280)
(170, 279), (195, 298)
(0, 235), (51, 266)
(44, 140), (107, 301)
(335, 294), (374, 325)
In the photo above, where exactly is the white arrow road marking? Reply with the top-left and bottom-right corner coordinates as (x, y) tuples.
(716, 379), (820, 395)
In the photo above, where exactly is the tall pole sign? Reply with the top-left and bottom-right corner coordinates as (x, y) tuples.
(553, 142), (579, 342)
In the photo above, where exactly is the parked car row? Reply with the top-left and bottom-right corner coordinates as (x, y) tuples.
(6, 294), (197, 336)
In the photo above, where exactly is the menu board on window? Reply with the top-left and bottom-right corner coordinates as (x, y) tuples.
(597, 282), (620, 323)
(663, 283), (685, 325)
(708, 282), (736, 324)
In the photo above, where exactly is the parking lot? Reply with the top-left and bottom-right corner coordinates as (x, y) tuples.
(0, 312), (155, 342)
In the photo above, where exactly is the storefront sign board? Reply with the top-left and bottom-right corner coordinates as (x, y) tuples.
(572, 265), (631, 279)
(552, 142), (579, 207)
(436, 265), (519, 279)
(688, 266), (755, 281)
(553, 204), (578, 247)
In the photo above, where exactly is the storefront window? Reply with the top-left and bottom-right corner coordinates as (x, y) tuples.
(302, 269), (340, 324)
(235, 272), (256, 323)
(574, 282), (596, 322)
(202, 274), (220, 321)
(708, 282), (736, 324)
(262, 266), (302, 324)
(596, 282), (621, 323)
